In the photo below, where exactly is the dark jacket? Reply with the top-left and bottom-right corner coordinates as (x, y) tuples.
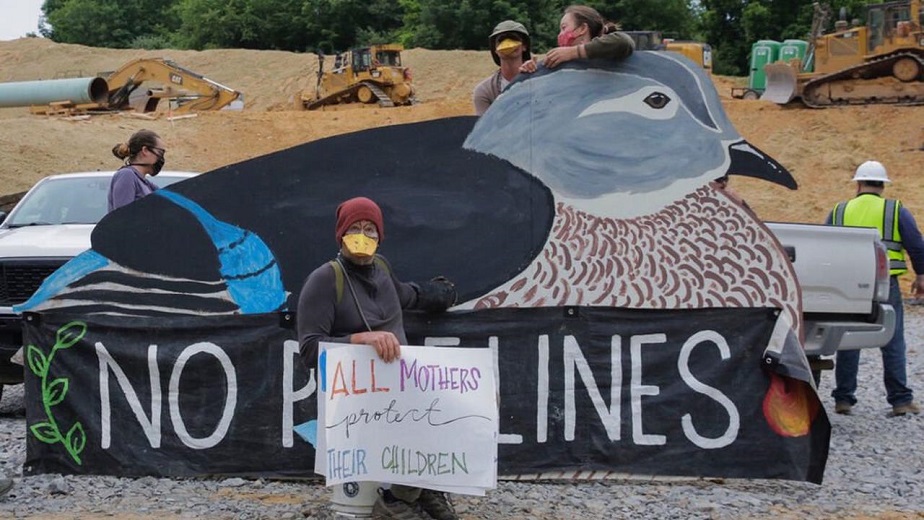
(584, 32), (635, 60)
(296, 255), (455, 365)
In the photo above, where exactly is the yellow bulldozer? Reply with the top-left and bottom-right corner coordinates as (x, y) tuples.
(301, 44), (415, 110)
(763, 0), (924, 107)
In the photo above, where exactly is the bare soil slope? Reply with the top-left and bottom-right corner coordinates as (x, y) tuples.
(1, 37), (922, 227)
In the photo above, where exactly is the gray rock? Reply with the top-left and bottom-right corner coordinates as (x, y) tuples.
(46, 477), (69, 496)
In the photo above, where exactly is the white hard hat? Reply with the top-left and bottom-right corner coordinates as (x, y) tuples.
(851, 160), (891, 183)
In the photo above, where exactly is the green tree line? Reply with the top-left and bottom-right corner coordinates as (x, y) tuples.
(39, 0), (883, 76)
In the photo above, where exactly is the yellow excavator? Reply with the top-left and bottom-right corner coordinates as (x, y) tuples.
(302, 44), (415, 110)
(103, 58), (242, 114)
(763, 0), (924, 107)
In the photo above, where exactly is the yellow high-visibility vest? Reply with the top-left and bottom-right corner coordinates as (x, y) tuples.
(831, 193), (907, 275)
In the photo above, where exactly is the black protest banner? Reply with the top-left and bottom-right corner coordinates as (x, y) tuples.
(22, 312), (317, 478)
(406, 306), (828, 484)
(23, 307), (827, 483)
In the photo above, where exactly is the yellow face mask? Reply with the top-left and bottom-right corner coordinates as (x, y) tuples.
(496, 38), (522, 58)
(342, 233), (378, 257)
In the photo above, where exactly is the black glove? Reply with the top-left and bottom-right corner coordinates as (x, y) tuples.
(415, 276), (457, 312)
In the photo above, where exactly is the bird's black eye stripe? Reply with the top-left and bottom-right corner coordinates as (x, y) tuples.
(644, 92), (671, 109)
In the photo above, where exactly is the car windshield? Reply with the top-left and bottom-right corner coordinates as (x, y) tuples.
(4, 174), (190, 228)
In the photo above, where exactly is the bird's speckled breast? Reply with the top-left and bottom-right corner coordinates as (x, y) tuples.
(466, 186), (803, 338)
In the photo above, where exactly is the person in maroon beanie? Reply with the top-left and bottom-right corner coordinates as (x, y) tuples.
(296, 196), (459, 520)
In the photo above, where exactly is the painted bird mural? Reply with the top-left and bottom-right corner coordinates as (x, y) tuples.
(459, 52), (804, 343)
(18, 52), (802, 342)
(16, 51), (825, 478)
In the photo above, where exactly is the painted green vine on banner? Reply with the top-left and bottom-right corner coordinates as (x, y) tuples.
(27, 321), (87, 465)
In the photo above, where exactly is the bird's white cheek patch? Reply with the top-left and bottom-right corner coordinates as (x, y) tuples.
(578, 86), (679, 121)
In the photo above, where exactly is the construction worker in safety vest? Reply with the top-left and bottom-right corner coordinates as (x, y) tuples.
(827, 160), (923, 417)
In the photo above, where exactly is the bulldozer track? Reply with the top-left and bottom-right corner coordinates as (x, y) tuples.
(363, 83), (394, 107)
(801, 50), (924, 107)
(305, 81), (397, 110)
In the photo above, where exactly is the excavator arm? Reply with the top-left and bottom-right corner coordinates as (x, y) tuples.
(103, 58), (241, 114)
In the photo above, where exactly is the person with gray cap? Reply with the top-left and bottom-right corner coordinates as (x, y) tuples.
(827, 160), (923, 417)
(473, 20), (531, 115)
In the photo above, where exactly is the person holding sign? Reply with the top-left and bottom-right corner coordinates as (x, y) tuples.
(297, 196), (459, 519)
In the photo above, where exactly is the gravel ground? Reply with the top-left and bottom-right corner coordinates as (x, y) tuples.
(1, 308), (922, 519)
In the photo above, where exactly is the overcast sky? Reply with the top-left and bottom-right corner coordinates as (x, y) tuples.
(0, 0), (45, 41)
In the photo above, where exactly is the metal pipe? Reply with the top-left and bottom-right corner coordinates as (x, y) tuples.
(0, 77), (110, 108)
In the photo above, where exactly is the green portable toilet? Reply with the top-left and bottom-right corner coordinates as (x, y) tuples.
(749, 40), (780, 91)
(780, 39), (811, 72)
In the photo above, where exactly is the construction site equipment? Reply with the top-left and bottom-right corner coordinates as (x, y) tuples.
(624, 31), (666, 51)
(624, 31), (713, 73)
(665, 40), (713, 72)
(302, 44), (415, 110)
(762, 0), (924, 107)
(780, 39), (811, 67)
(0, 77), (109, 108)
(732, 40), (787, 99)
(733, 40), (812, 99)
(103, 58), (242, 114)
(21, 58), (242, 116)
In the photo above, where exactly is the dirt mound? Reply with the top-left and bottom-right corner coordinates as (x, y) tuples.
(0, 37), (922, 226)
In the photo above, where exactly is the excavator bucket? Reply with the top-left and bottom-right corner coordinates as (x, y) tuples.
(761, 62), (801, 105)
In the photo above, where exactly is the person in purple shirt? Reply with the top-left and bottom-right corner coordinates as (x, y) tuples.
(826, 160), (923, 417)
(108, 129), (167, 213)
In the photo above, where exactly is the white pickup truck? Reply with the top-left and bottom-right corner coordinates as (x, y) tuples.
(0, 171), (195, 401)
(767, 222), (895, 379)
(0, 179), (895, 398)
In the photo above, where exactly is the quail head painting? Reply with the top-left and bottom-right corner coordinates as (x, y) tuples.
(19, 51), (826, 479)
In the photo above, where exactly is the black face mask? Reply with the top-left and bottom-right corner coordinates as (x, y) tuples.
(131, 147), (165, 176)
(151, 153), (165, 176)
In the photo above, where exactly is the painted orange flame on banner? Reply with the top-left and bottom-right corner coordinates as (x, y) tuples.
(763, 373), (819, 437)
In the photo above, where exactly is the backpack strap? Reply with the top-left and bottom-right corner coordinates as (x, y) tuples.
(373, 255), (390, 275)
(328, 260), (345, 304)
(329, 255), (389, 305)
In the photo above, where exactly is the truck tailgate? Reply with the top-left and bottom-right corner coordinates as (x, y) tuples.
(767, 222), (879, 315)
